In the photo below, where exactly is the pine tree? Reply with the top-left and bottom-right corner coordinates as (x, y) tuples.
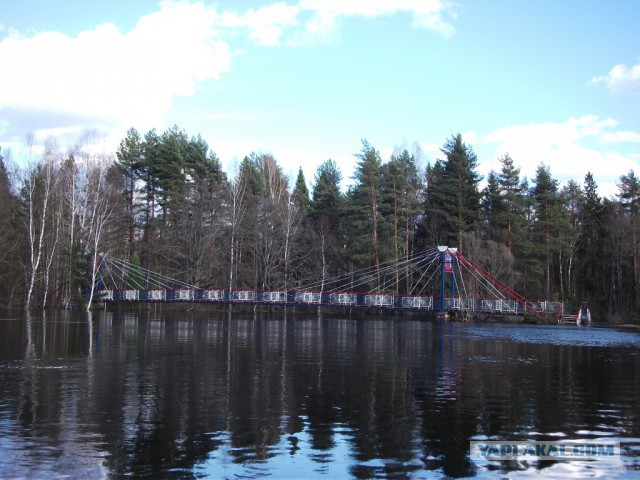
(428, 134), (482, 251)
(140, 129), (161, 268)
(382, 149), (422, 292)
(292, 167), (310, 215)
(115, 127), (144, 259)
(347, 140), (384, 283)
(617, 170), (640, 308)
(310, 160), (342, 226)
(420, 160), (448, 248)
(309, 160), (344, 289)
(560, 179), (584, 300)
(530, 164), (568, 299)
(156, 126), (188, 225)
(575, 172), (606, 314)
(0, 147), (21, 306)
(480, 170), (502, 242)
(496, 154), (527, 256)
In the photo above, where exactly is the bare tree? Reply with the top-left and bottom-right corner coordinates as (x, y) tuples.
(83, 157), (115, 310)
(40, 138), (63, 308)
(226, 172), (247, 292)
(282, 197), (302, 289)
(23, 134), (55, 309)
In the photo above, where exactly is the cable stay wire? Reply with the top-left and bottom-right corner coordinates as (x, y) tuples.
(454, 252), (524, 302)
(455, 260), (506, 300)
(409, 254), (440, 296)
(99, 248), (442, 296)
(102, 257), (145, 290)
(452, 250), (545, 316)
(300, 247), (438, 292)
(315, 248), (439, 293)
(101, 255), (198, 291)
(375, 249), (446, 294)
(349, 251), (438, 294)
(344, 249), (440, 291)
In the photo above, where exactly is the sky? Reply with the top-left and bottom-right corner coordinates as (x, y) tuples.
(1, 0), (639, 197)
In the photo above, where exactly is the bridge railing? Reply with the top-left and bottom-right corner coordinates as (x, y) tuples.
(525, 300), (563, 316)
(96, 288), (562, 317)
(401, 296), (433, 309)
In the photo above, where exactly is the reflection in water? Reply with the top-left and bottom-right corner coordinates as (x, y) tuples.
(0, 310), (638, 479)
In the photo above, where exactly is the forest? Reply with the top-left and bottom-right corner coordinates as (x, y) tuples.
(0, 126), (639, 322)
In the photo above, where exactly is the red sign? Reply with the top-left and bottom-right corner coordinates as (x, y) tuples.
(444, 252), (453, 273)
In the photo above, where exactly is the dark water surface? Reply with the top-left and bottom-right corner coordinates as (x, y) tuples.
(0, 310), (638, 479)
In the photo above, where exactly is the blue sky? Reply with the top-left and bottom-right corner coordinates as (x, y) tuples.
(1, 0), (639, 197)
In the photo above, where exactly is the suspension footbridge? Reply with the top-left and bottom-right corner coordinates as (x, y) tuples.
(90, 246), (569, 320)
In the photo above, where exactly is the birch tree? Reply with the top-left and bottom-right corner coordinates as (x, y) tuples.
(39, 139), (64, 308)
(226, 171), (247, 292)
(23, 135), (55, 309)
(83, 158), (115, 309)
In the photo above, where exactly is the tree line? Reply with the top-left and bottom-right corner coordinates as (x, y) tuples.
(1, 127), (639, 321)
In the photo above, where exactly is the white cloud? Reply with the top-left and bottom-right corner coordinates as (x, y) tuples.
(0, 0), (456, 134)
(602, 130), (640, 143)
(0, 0), (457, 163)
(419, 141), (442, 164)
(220, 3), (300, 46)
(302, 0), (454, 33)
(588, 58), (640, 95)
(296, 0), (455, 44)
(481, 115), (639, 198)
(0, 1), (231, 138)
(223, 0), (456, 46)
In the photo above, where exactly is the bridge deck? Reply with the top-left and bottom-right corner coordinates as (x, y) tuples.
(97, 288), (563, 317)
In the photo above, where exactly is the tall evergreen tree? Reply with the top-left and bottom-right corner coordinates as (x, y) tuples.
(347, 140), (384, 283)
(382, 149), (422, 292)
(426, 134), (481, 251)
(310, 160), (342, 227)
(480, 170), (502, 242)
(292, 167), (310, 215)
(0, 147), (21, 306)
(530, 164), (567, 299)
(496, 154), (527, 256)
(140, 129), (161, 267)
(156, 126), (189, 225)
(115, 127), (144, 259)
(575, 172), (606, 314)
(419, 160), (448, 248)
(617, 170), (640, 309)
(559, 179), (584, 300)
(309, 160), (344, 288)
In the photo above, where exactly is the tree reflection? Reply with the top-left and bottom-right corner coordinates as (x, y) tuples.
(0, 312), (638, 478)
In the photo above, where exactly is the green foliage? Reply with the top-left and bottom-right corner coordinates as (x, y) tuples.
(292, 167), (310, 214)
(575, 172), (607, 314)
(423, 134), (481, 250)
(311, 159), (343, 226)
(346, 140), (384, 271)
(528, 164), (570, 298)
(6, 125), (640, 320)
(381, 149), (422, 292)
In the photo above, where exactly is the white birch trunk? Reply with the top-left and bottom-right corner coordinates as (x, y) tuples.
(25, 157), (54, 309)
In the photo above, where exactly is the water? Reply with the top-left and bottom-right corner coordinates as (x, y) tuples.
(0, 310), (638, 479)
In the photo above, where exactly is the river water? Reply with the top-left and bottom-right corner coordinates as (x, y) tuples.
(0, 310), (638, 479)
